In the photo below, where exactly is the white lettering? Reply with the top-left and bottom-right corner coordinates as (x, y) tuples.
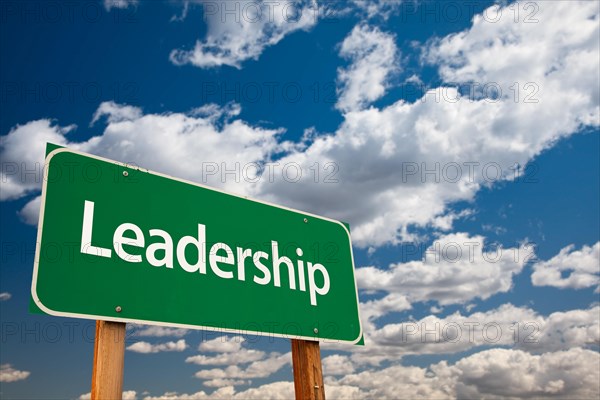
(80, 200), (112, 258)
(113, 223), (144, 263)
(176, 224), (207, 273)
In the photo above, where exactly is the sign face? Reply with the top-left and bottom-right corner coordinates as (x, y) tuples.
(32, 146), (362, 344)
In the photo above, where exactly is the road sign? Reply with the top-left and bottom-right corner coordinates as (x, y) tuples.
(32, 145), (362, 344)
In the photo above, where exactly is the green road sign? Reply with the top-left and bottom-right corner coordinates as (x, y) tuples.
(31, 145), (362, 344)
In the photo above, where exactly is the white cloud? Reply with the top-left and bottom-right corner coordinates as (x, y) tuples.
(126, 339), (187, 353)
(430, 305), (443, 314)
(2, 102), (285, 225)
(0, 120), (73, 201)
(3, 2), (599, 248)
(426, 1), (599, 129)
(256, 1), (599, 247)
(188, 337), (284, 387)
(186, 349), (265, 366)
(79, 390), (137, 400)
(91, 101), (143, 125)
(103, 0), (138, 11)
(142, 389), (218, 400)
(194, 352), (291, 381)
(351, 0), (403, 20)
(452, 348), (600, 399)
(131, 325), (189, 338)
(124, 392), (139, 400)
(331, 362), (455, 399)
(17, 195), (41, 225)
(336, 24), (399, 112)
(358, 292), (411, 336)
(356, 233), (533, 305)
(368, 305), (599, 357)
(170, 1), (318, 69)
(521, 306), (600, 353)
(223, 382), (292, 399)
(198, 335), (245, 353)
(532, 242), (600, 290)
(322, 354), (355, 376)
(143, 382), (293, 400)
(0, 364), (30, 382)
(0, 292), (11, 301)
(142, 347), (600, 399)
(144, 382), (367, 400)
(330, 347), (600, 400)
(203, 379), (249, 388)
(325, 303), (599, 368)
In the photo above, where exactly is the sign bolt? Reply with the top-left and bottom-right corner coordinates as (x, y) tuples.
(115, 306), (122, 313)
(122, 171), (128, 177)
(313, 328), (318, 334)
(304, 218), (308, 223)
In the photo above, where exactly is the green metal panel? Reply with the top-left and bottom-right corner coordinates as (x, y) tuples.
(31, 145), (362, 345)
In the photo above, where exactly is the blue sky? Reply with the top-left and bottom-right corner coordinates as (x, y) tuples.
(1, 0), (599, 398)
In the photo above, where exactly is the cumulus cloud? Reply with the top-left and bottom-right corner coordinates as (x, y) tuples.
(194, 352), (291, 382)
(331, 362), (454, 399)
(170, 0), (318, 69)
(91, 101), (143, 125)
(2, 102), (284, 225)
(126, 339), (187, 354)
(521, 306), (600, 353)
(131, 325), (189, 338)
(363, 304), (541, 358)
(186, 349), (265, 366)
(203, 379), (249, 388)
(532, 242), (600, 290)
(255, 1), (599, 246)
(325, 303), (599, 367)
(452, 348), (600, 399)
(0, 292), (11, 301)
(3, 2), (598, 247)
(0, 364), (30, 382)
(186, 336), (285, 387)
(358, 292), (411, 336)
(322, 354), (355, 376)
(336, 24), (399, 112)
(0, 2), (600, 247)
(356, 233), (534, 305)
(426, 1), (599, 128)
(370, 305), (598, 358)
(17, 195), (41, 225)
(330, 347), (600, 400)
(0, 120), (73, 201)
(143, 382), (293, 400)
(198, 335), (246, 353)
(138, 347), (600, 399)
(79, 390), (137, 400)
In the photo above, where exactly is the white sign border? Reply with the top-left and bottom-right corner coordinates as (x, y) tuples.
(31, 146), (363, 345)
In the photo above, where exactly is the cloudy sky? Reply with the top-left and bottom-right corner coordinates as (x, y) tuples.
(1, 0), (599, 398)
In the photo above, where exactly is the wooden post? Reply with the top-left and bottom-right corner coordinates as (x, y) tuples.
(291, 339), (325, 400)
(91, 321), (126, 400)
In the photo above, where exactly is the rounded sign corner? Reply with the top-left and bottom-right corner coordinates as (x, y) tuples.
(350, 327), (364, 345)
(334, 219), (352, 242)
(44, 146), (71, 163)
(31, 282), (62, 318)
(341, 321), (364, 346)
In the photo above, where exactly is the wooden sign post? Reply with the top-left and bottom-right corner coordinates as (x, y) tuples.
(291, 339), (325, 400)
(91, 321), (126, 400)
